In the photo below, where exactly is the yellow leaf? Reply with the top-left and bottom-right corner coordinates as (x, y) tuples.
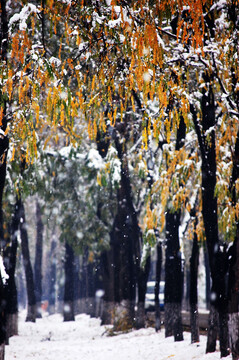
(10, 145), (15, 162)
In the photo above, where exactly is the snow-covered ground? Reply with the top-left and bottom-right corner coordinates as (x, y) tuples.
(6, 311), (231, 360)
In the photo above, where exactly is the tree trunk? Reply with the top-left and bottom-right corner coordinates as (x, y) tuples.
(228, 243), (239, 360)
(20, 200), (36, 322)
(228, 129), (239, 359)
(101, 249), (115, 325)
(107, 161), (138, 329)
(204, 245), (211, 310)
(73, 255), (80, 315)
(48, 236), (57, 315)
(4, 198), (21, 342)
(114, 131), (142, 329)
(115, 212), (136, 329)
(63, 242), (75, 321)
(189, 217), (199, 343)
(191, 82), (229, 356)
(17, 257), (27, 309)
(0, 344), (4, 360)
(219, 310), (229, 358)
(228, 313), (239, 360)
(78, 247), (90, 315)
(34, 201), (43, 318)
(155, 242), (162, 332)
(136, 253), (151, 329)
(164, 116), (186, 340)
(164, 211), (183, 341)
(86, 257), (96, 317)
(206, 305), (218, 353)
(228, 225), (239, 359)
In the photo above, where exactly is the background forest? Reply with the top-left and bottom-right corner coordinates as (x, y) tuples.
(0, 0), (239, 359)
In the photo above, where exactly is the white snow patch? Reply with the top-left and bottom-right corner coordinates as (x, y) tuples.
(0, 255), (9, 284)
(9, 4), (39, 31)
(6, 310), (231, 360)
(87, 148), (104, 170)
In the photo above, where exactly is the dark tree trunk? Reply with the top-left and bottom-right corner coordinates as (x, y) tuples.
(73, 255), (80, 315)
(20, 200), (36, 322)
(189, 215), (199, 343)
(204, 245), (211, 310)
(108, 134), (140, 329)
(164, 116), (185, 341)
(228, 129), (239, 360)
(97, 121), (140, 329)
(34, 201), (43, 318)
(112, 207), (135, 329)
(79, 247), (90, 314)
(48, 236), (57, 314)
(228, 225), (239, 360)
(206, 305), (219, 353)
(63, 242), (75, 321)
(200, 86), (228, 356)
(164, 211), (183, 341)
(136, 252), (151, 329)
(101, 248), (115, 325)
(114, 188), (137, 328)
(93, 257), (104, 319)
(191, 81), (229, 356)
(86, 257), (96, 317)
(155, 242), (162, 332)
(80, 251), (87, 313)
(4, 198), (21, 342)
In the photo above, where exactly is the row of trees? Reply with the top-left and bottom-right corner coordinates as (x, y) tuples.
(0, 0), (239, 359)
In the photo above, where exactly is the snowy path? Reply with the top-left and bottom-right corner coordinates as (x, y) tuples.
(6, 311), (231, 360)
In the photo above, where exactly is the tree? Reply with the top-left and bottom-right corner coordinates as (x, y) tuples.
(34, 200), (44, 318)
(19, 198), (36, 322)
(228, 130), (239, 360)
(1, 2), (239, 358)
(4, 198), (21, 342)
(0, 0), (10, 356)
(63, 242), (75, 322)
(189, 205), (200, 343)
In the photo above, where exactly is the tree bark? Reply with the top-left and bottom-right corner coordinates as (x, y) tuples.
(86, 256), (96, 317)
(204, 245), (211, 310)
(34, 200), (43, 318)
(164, 115), (185, 341)
(73, 255), (80, 315)
(19, 200), (36, 322)
(200, 85), (229, 356)
(189, 215), (199, 343)
(155, 242), (162, 332)
(4, 198), (21, 342)
(206, 305), (219, 353)
(136, 253), (151, 329)
(191, 82), (229, 356)
(101, 248), (115, 325)
(164, 211), (183, 341)
(63, 242), (75, 321)
(109, 134), (140, 329)
(228, 130), (239, 359)
(48, 236), (57, 315)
